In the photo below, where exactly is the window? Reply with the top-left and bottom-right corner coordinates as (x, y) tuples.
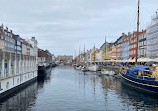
(17, 78), (19, 84)
(144, 41), (146, 45)
(6, 82), (9, 89)
(13, 78), (14, 85)
(153, 67), (156, 71)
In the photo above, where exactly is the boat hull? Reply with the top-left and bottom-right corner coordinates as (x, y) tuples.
(76, 66), (82, 70)
(81, 69), (88, 72)
(38, 65), (52, 77)
(88, 65), (99, 72)
(120, 73), (158, 93)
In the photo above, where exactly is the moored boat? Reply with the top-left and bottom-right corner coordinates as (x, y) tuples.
(120, 65), (158, 93)
(88, 64), (99, 72)
(76, 65), (82, 70)
(81, 66), (88, 72)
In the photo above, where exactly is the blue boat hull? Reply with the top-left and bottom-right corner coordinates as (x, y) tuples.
(120, 73), (158, 93)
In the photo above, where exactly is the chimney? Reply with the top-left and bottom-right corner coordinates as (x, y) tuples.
(6, 26), (8, 31)
(32, 37), (35, 40)
(128, 32), (131, 36)
(1, 23), (3, 28)
(122, 33), (126, 37)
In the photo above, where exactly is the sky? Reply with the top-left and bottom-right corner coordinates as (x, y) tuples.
(0, 0), (158, 56)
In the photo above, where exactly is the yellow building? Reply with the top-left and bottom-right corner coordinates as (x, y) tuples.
(105, 43), (112, 60)
(90, 47), (97, 62)
(99, 50), (102, 62)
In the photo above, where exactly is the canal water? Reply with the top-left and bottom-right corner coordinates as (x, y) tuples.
(0, 65), (158, 111)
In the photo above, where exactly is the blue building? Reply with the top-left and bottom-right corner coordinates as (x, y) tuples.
(122, 40), (129, 60)
(13, 35), (22, 54)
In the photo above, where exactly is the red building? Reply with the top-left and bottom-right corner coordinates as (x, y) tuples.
(129, 31), (144, 59)
(129, 32), (137, 59)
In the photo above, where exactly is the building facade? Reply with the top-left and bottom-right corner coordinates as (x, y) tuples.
(56, 55), (73, 63)
(147, 12), (158, 59)
(116, 35), (124, 60)
(122, 34), (130, 60)
(4, 27), (15, 53)
(0, 25), (5, 52)
(96, 50), (100, 62)
(90, 47), (97, 62)
(139, 30), (147, 58)
(129, 32), (137, 59)
(99, 43), (106, 61)
(13, 35), (22, 54)
(38, 49), (52, 67)
(111, 44), (116, 60)
(0, 24), (38, 97)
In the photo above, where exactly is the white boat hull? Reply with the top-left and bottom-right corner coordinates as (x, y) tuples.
(81, 67), (88, 72)
(76, 66), (82, 70)
(88, 65), (99, 72)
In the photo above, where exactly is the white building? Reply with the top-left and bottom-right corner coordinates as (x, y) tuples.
(0, 24), (38, 98)
(139, 30), (147, 58)
(147, 12), (158, 59)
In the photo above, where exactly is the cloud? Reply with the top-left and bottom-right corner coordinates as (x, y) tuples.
(0, 0), (158, 56)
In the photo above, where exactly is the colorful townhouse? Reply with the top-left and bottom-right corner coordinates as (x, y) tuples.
(129, 31), (145, 59)
(13, 35), (22, 54)
(99, 49), (103, 62)
(111, 44), (116, 60)
(139, 30), (147, 58)
(122, 33), (131, 60)
(105, 43), (112, 60)
(99, 43), (106, 61)
(96, 49), (100, 62)
(116, 34), (124, 60)
(129, 32), (137, 59)
(90, 47), (97, 62)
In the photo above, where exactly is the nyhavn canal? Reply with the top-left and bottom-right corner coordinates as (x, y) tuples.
(0, 65), (158, 111)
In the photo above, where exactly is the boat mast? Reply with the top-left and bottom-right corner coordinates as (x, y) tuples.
(84, 44), (85, 65)
(135, 0), (140, 65)
(75, 50), (76, 64)
(105, 37), (106, 60)
(79, 47), (80, 65)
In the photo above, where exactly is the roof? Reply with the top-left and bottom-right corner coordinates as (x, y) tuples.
(129, 66), (150, 72)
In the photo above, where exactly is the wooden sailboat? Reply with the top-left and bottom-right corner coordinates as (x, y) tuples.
(73, 50), (77, 68)
(120, 0), (158, 93)
(81, 45), (88, 72)
(76, 48), (82, 70)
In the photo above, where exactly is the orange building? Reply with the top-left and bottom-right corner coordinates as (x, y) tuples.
(111, 44), (116, 60)
(105, 43), (113, 60)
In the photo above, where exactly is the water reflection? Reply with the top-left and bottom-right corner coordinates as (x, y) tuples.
(98, 75), (158, 111)
(0, 81), (37, 111)
(0, 68), (52, 111)
(0, 66), (158, 110)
